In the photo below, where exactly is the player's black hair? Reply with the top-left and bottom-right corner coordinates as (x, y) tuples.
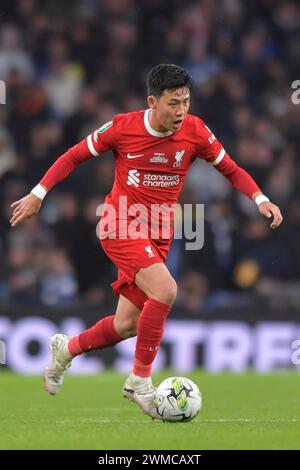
(147, 64), (192, 98)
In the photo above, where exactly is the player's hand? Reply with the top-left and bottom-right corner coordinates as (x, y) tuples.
(258, 201), (283, 229)
(10, 193), (42, 227)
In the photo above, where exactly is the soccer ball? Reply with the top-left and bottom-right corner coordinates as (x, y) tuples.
(154, 376), (202, 422)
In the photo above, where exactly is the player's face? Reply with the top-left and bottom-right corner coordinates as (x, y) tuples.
(148, 87), (190, 132)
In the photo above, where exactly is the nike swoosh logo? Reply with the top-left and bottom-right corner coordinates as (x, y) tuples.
(127, 153), (144, 159)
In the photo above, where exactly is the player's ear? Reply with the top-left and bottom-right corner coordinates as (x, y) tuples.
(147, 95), (156, 109)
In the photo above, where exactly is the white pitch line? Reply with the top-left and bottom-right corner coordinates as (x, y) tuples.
(14, 418), (299, 426)
(198, 418), (300, 424)
(55, 418), (300, 425)
(52, 419), (152, 425)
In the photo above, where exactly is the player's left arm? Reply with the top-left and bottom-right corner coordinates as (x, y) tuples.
(214, 155), (283, 229)
(196, 119), (283, 229)
(250, 191), (282, 229)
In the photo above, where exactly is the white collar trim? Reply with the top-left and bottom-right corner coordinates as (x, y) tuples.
(144, 109), (173, 137)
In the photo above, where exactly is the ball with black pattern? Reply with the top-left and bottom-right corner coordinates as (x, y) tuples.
(154, 377), (202, 422)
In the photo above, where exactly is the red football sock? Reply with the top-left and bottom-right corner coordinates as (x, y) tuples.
(133, 298), (171, 377)
(68, 315), (123, 357)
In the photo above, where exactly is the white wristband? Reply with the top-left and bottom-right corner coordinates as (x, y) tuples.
(31, 184), (48, 201)
(255, 194), (270, 206)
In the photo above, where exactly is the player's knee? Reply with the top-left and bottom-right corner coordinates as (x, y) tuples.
(115, 317), (137, 339)
(153, 278), (177, 305)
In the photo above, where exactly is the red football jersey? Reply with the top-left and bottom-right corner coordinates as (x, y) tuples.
(40, 108), (260, 239)
(87, 109), (224, 211)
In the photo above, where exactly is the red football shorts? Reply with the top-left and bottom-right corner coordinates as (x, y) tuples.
(100, 236), (170, 310)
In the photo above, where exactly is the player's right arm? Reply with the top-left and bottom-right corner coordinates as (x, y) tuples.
(10, 119), (118, 227)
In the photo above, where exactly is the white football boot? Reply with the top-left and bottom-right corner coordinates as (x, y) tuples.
(44, 334), (72, 396)
(122, 372), (161, 420)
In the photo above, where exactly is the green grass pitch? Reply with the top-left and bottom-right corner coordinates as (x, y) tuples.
(1, 370), (300, 450)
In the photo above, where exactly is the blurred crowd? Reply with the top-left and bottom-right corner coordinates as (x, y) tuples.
(0, 0), (300, 314)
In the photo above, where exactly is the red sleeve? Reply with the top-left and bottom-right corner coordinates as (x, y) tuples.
(194, 117), (224, 163)
(194, 117), (261, 199)
(213, 153), (261, 199)
(40, 117), (120, 191)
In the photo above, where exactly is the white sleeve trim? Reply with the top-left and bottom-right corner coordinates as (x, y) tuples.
(255, 194), (270, 206)
(31, 184), (48, 200)
(87, 134), (99, 157)
(210, 148), (225, 166)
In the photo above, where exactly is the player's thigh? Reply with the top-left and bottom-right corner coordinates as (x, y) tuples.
(135, 262), (177, 305)
(114, 295), (141, 338)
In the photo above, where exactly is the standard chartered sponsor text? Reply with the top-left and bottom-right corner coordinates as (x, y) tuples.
(143, 174), (180, 187)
